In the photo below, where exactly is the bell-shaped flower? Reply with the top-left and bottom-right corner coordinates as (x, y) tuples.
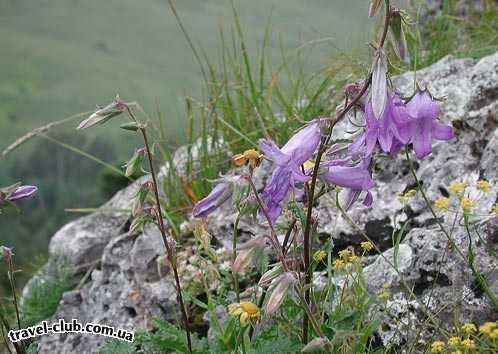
(192, 181), (233, 218)
(405, 90), (454, 159)
(259, 120), (322, 223)
(322, 157), (375, 209)
(349, 92), (410, 157)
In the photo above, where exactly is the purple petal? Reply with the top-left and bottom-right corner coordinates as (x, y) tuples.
(363, 191), (373, 207)
(432, 121), (454, 140)
(411, 118), (433, 159)
(258, 139), (290, 166)
(281, 120), (322, 165)
(406, 91), (440, 120)
(325, 165), (375, 191)
(193, 183), (232, 218)
(9, 185), (37, 202)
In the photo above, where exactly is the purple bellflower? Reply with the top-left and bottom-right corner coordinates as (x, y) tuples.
(405, 90), (454, 159)
(349, 92), (410, 157)
(322, 157), (375, 209)
(0, 183), (37, 204)
(259, 120), (322, 223)
(192, 182), (233, 218)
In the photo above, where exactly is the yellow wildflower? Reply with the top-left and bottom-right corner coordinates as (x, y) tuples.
(397, 189), (417, 203)
(228, 301), (261, 326)
(334, 186), (342, 193)
(476, 179), (491, 192)
(450, 351), (462, 354)
(360, 241), (374, 252)
(479, 321), (497, 335)
(333, 259), (345, 270)
(461, 198), (475, 212)
(232, 149), (262, 168)
(490, 328), (498, 339)
(338, 249), (352, 260)
(430, 340), (445, 353)
(494, 203), (498, 217)
(349, 255), (361, 264)
(448, 181), (468, 194)
(460, 338), (475, 349)
(448, 336), (461, 346)
(434, 197), (451, 210)
(313, 249), (327, 263)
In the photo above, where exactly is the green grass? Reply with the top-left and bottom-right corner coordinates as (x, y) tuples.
(20, 257), (74, 327)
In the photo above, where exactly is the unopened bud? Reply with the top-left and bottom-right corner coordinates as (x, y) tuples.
(301, 337), (332, 353)
(77, 95), (130, 130)
(266, 272), (296, 317)
(232, 236), (267, 274)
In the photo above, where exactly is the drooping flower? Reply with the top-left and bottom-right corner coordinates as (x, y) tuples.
(462, 323), (477, 333)
(405, 90), (454, 159)
(349, 92), (410, 157)
(322, 157), (375, 209)
(192, 182), (233, 218)
(0, 183), (38, 204)
(228, 301), (261, 327)
(259, 120), (322, 223)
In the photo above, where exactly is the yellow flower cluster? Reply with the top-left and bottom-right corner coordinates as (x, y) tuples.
(434, 196), (451, 210)
(461, 338), (475, 349)
(479, 321), (497, 335)
(313, 249), (327, 262)
(228, 301), (261, 327)
(462, 322), (477, 333)
(447, 336), (461, 346)
(495, 203), (498, 217)
(360, 241), (374, 252)
(430, 340), (445, 353)
(476, 179), (491, 192)
(461, 197), (475, 212)
(397, 189), (417, 203)
(333, 259), (345, 270)
(448, 181), (468, 194)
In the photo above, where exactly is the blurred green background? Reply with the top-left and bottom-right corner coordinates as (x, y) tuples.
(0, 0), (372, 286)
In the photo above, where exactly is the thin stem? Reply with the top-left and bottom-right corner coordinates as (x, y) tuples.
(127, 107), (192, 353)
(6, 257), (25, 354)
(232, 213), (241, 303)
(301, 1), (391, 341)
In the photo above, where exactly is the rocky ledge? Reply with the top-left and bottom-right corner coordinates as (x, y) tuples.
(26, 51), (498, 353)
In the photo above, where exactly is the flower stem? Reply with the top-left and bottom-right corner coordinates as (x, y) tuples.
(126, 107), (192, 353)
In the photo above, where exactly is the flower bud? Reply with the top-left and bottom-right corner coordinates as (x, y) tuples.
(265, 272), (296, 317)
(77, 95), (130, 130)
(259, 262), (284, 287)
(232, 236), (267, 274)
(371, 49), (388, 120)
(301, 337), (332, 353)
(0, 246), (13, 262)
(123, 148), (146, 177)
